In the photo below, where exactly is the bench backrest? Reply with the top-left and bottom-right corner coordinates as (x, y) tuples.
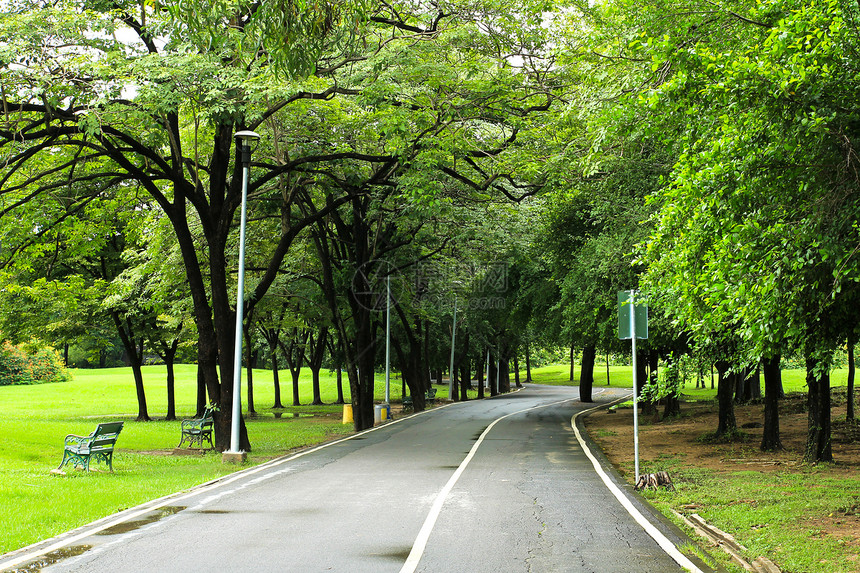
(90, 422), (124, 451)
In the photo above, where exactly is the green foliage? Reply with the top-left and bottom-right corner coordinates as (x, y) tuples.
(0, 342), (69, 386)
(641, 352), (684, 403)
(639, 0), (860, 361)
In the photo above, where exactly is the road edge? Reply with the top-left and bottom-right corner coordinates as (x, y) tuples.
(574, 397), (727, 573)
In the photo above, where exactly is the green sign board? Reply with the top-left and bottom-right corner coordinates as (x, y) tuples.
(618, 290), (648, 340)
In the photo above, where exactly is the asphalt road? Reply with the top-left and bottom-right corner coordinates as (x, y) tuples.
(1, 385), (711, 573)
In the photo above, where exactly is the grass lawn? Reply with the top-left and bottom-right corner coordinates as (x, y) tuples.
(0, 364), (444, 555)
(525, 360), (856, 395)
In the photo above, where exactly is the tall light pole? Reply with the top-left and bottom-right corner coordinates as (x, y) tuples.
(385, 274), (391, 406)
(447, 281), (463, 400)
(224, 129), (259, 463)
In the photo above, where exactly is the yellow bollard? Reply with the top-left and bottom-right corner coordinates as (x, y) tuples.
(342, 404), (353, 424)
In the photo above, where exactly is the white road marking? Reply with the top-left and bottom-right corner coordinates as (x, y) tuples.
(399, 397), (574, 573)
(571, 398), (704, 573)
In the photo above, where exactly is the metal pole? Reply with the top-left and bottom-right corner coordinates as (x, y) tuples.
(225, 130), (258, 460)
(485, 349), (490, 388)
(228, 155), (251, 454)
(385, 275), (391, 405)
(630, 290), (640, 482)
(448, 297), (457, 399)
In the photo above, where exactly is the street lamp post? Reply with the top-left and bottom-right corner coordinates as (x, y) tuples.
(385, 275), (391, 406)
(448, 295), (457, 400)
(224, 129), (259, 464)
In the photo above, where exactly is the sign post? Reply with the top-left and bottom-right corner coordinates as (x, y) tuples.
(618, 290), (648, 482)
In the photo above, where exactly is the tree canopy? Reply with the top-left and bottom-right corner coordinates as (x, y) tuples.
(1, 0), (858, 461)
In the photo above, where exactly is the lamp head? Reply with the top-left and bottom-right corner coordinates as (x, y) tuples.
(235, 130), (260, 142)
(235, 130), (260, 165)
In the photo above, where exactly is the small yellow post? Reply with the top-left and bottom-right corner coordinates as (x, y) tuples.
(342, 404), (353, 424)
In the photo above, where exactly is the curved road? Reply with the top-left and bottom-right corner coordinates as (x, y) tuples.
(2, 385), (711, 572)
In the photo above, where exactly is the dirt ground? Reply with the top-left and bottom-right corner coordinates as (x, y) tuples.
(582, 388), (860, 552)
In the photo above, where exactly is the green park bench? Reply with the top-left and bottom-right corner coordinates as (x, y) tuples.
(57, 421), (124, 472)
(402, 388), (438, 411)
(177, 407), (215, 450)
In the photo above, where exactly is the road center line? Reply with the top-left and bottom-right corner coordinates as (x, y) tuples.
(570, 399), (704, 573)
(399, 397), (574, 573)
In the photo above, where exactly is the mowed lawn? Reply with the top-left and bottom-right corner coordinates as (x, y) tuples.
(0, 364), (370, 555)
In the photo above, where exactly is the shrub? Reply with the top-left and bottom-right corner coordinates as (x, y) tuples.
(0, 342), (70, 386)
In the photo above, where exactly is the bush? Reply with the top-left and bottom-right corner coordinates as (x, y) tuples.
(0, 342), (70, 386)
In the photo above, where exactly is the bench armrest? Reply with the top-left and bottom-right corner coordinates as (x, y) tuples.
(182, 418), (213, 430)
(64, 434), (91, 447)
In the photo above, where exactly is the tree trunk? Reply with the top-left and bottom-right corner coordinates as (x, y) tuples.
(111, 313), (150, 421)
(715, 361), (737, 437)
(308, 328), (328, 406)
(499, 355), (511, 393)
(663, 394), (680, 418)
(477, 350), (486, 399)
(734, 366), (746, 404)
(459, 329), (470, 401)
(848, 335), (856, 421)
(747, 366), (762, 401)
(165, 355), (177, 421)
(336, 367), (345, 404)
(641, 350), (659, 416)
(270, 339), (283, 408)
(579, 345), (595, 403)
(423, 320), (431, 392)
(513, 351), (522, 388)
(636, 348), (647, 403)
(281, 329), (309, 407)
(488, 357), (498, 397)
(525, 340), (533, 382)
(804, 356), (833, 463)
(349, 315), (378, 430)
(761, 355), (783, 451)
(244, 320), (256, 415)
(663, 358), (680, 418)
(242, 308), (257, 415)
(156, 338), (180, 421)
(290, 367), (302, 406)
(196, 366), (207, 417)
(569, 344), (575, 381)
(606, 350), (610, 386)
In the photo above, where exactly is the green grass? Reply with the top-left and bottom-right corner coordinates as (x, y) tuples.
(0, 364), (383, 555)
(637, 465), (860, 573)
(525, 362), (856, 398)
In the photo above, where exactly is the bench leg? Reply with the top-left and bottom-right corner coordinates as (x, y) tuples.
(57, 450), (71, 471)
